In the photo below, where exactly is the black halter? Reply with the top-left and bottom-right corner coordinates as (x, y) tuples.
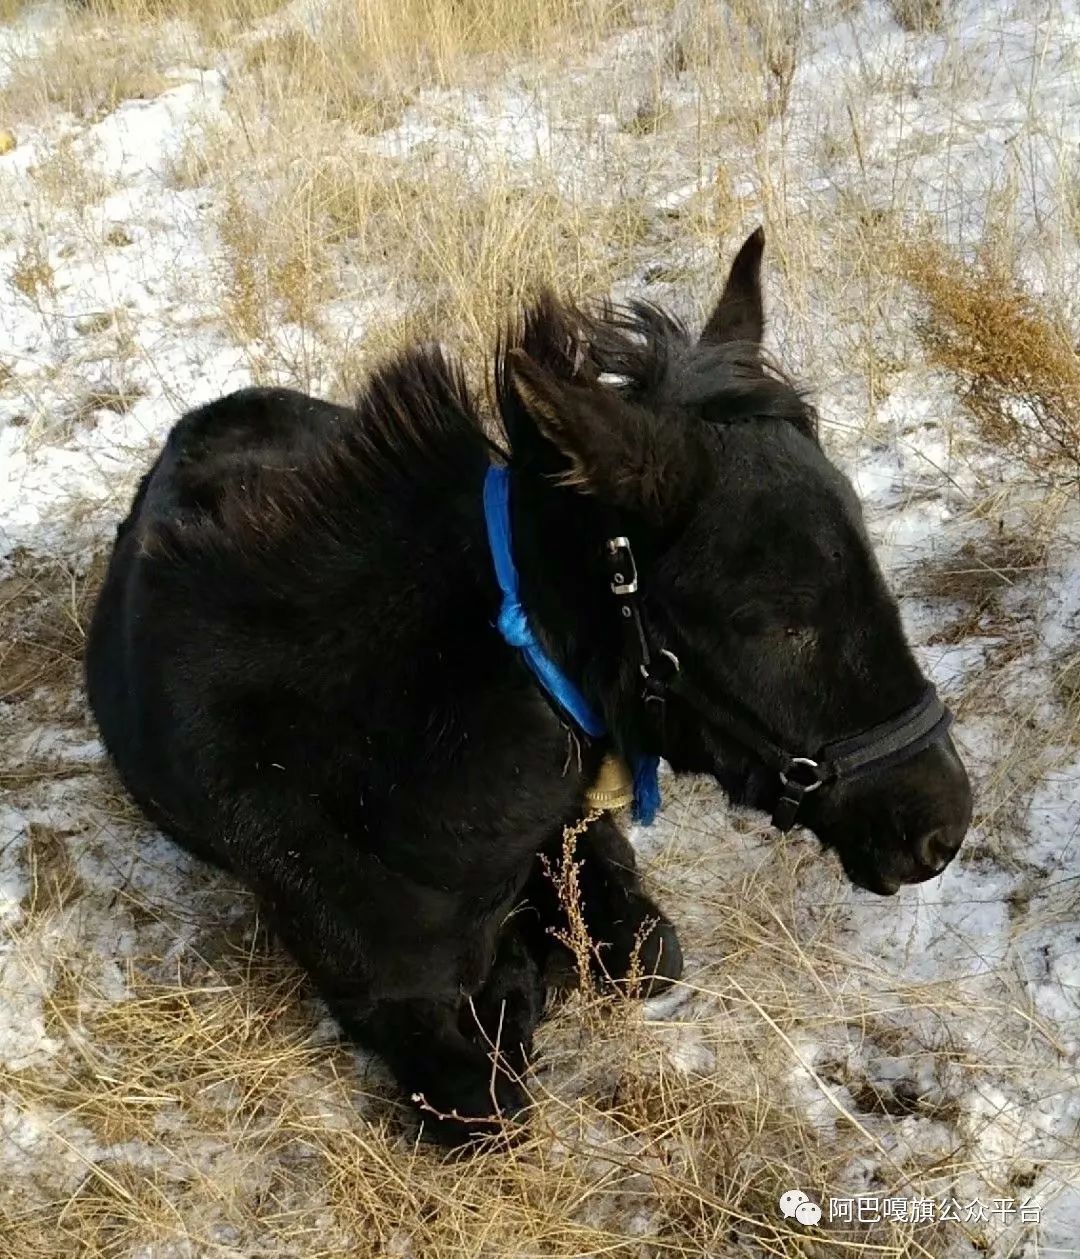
(603, 536), (955, 832)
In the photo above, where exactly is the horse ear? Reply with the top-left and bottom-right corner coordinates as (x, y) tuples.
(699, 226), (765, 347)
(506, 349), (700, 520)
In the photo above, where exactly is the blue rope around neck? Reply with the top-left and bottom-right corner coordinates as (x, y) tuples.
(483, 464), (660, 826)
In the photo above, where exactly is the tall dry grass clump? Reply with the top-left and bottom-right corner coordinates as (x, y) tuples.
(0, 19), (174, 122)
(231, 0), (633, 112)
(202, 132), (654, 386)
(240, 27), (413, 133)
(899, 238), (1080, 478)
(155, 0), (664, 385)
(5, 0), (626, 128)
(888, 0), (945, 32)
(306, 0), (629, 88)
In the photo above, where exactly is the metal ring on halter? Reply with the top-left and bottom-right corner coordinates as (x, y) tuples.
(778, 757), (824, 792)
(641, 648), (680, 681)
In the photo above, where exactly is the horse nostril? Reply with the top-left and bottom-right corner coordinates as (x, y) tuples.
(915, 827), (961, 873)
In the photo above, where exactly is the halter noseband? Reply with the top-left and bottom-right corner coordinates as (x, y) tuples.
(604, 536), (955, 832)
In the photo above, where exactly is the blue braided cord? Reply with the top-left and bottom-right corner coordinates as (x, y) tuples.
(484, 465), (605, 738)
(483, 463), (661, 824)
(631, 755), (661, 826)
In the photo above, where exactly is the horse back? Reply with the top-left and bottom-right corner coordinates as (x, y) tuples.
(85, 379), (509, 866)
(86, 387), (382, 851)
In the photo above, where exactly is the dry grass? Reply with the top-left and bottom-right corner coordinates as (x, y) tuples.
(91, 0), (286, 21)
(0, 553), (103, 711)
(888, 0), (945, 33)
(909, 529), (1048, 635)
(138, 0), (846, 390)
(9, 244), (54, 304)
(4, 0), (808, 383)
(3, 0), (1080, 1255)
(0, 807), (1037, 1258)
(899, 237), (1080, 479)
(907, 510), (1080, 843)
(239, 28), (413, 133)
(0, 22), (175, 123)
(350, 166), (652, 360)
(28, 136), (115, 214)
(216, 182), (331, 343)
(206, 140), (655, 386)
(290, 0), (630, 89)
(664, 0), (804, 137)
(166, 0), (664, 384)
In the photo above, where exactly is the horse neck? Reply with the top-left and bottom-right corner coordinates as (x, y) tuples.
(507, 469), (624, 718)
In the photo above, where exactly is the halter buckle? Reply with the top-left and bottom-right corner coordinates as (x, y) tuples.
(606, 536), (638, 596)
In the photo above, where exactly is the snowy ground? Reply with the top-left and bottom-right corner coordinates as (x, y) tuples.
(2, 0), (1080, 1255)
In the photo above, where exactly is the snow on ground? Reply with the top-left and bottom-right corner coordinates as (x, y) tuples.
(2, 0), (1080, 1255)
(0, 58), (247, 559)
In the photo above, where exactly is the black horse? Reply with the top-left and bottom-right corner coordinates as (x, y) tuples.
(86, 230), (972, 1143)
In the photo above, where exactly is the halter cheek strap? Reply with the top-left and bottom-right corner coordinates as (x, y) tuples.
(604, 536), (954, 832)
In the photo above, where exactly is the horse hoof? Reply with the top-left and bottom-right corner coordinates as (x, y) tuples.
(619, 916), (684, 998)
(412, 1071), (529, 1148)
(594, 902), (684, 998)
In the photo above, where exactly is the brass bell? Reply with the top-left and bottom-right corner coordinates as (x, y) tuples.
(583, 752), (635, 813)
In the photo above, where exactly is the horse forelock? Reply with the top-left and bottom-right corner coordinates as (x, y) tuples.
(496, 289), (818, 447)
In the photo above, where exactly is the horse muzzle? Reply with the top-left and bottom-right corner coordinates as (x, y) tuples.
(818, 736), (973, 896)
